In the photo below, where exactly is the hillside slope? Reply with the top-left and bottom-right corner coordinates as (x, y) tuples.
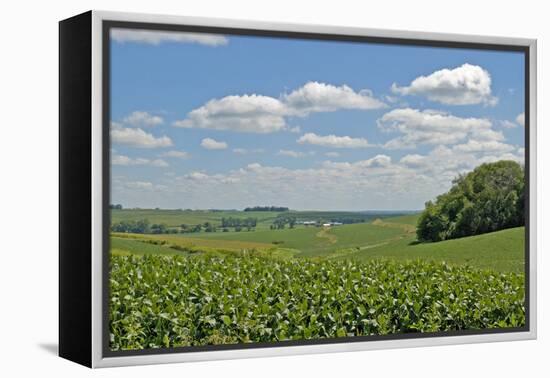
(345, 226), (525, 273)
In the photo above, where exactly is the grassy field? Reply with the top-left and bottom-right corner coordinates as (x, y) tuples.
(111, 237), (188, 257)
(335, 226), (525, 273)
(378, 214), (420, 226)
(113, 231), (274, 250)
(110, 211), (525, 273)
(195, 225), (404, 256)
(110, 209), (402, 231)
(111, 209), (282, 230)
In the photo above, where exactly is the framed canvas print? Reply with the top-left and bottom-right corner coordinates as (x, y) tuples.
(59, 10), (537, 368)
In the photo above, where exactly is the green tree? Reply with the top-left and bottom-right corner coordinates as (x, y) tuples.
(417, 160), (524, 242)
(151, 223), (167, 234)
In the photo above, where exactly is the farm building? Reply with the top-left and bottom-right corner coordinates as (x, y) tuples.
(322, 222), (343, 227)
(302, 221), (317, 226)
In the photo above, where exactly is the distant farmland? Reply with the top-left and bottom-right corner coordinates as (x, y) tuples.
(110, 210), (525, 273)
(110, 209), (404, 231)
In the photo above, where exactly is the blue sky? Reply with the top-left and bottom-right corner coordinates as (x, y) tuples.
(110, 28), (525, 211)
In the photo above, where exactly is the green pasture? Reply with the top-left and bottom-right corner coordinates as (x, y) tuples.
(110, 209), (402, 232)
(339, 226), (525, 273)
(111, 209), (282, 229)
(110, 210), (525, 272)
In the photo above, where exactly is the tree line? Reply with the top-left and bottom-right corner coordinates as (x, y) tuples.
(111, 218), (259, 234)
(271, 215), (297, 229)
(417, 160), (525, 242)
(221, 217), (257, 231)
(180, 222), (218, 233)
(244, 206), (289, 212)
(110, 219), (179, 234)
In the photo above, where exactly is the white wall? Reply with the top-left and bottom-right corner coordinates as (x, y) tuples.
(0, 0), (546, 376)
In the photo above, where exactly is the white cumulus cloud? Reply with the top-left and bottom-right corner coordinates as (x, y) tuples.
(160, 150), (190, 159)
(378, 108), (494, 149)
(186, 171), (210, 180)
(499, 120), (518, 129)
(277, 149), (308, 158)
(111, 123), (173, 148)
(173, 82), (385, 134)
(124, 181), (154, 190)
(201, 138), (228, 150)
(114, 140), (525, 211)
(289, 126), (302, 133)
(516, 112), (525, 127)
(123, 111), (163, 127)
(283, 81), (386, 115)
(111, 29), (228, 46)
(391, 63), (498, 106)
(452, 140), (514, 153)
(297, 133), (370, 149)
(399, 154), (426, 167)
(174, 95), (287, 134)
(112, 154), (169, 167)
(232, 148), (264, 154)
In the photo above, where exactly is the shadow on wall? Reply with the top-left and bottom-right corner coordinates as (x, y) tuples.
(37, 343), (58, 356)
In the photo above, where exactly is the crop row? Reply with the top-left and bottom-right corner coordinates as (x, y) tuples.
(109, 255), (525, 351)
